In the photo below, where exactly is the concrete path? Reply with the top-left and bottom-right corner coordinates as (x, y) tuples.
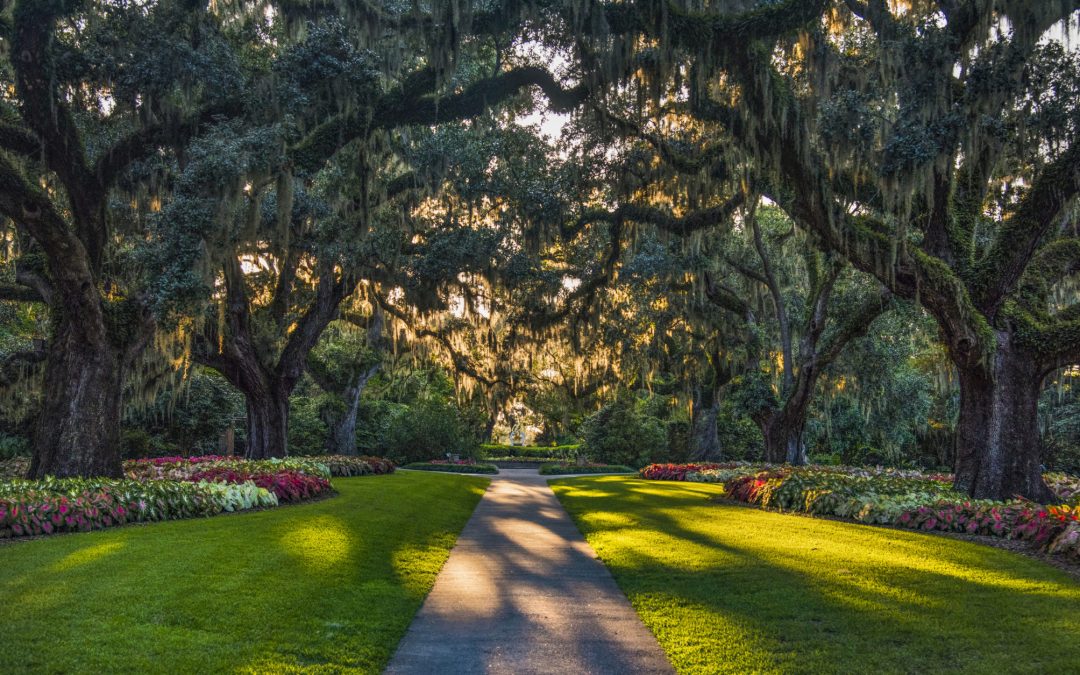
(385, 469), (673, 675)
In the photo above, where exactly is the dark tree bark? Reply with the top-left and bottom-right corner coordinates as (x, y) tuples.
(243, 380), (292, 461)
(953, 333), (1055, 502)
(690, 399), (722, 461)
(28, 318), (124, 478)
(758, 400), (810, 466)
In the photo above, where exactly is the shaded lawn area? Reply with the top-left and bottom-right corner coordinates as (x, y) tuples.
(0, 472), (488, 674)
(551, 476), (1080, 675)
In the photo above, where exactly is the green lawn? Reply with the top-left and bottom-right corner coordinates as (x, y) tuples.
(551, 476), (1080, 675)
(0, 472), (488, 674)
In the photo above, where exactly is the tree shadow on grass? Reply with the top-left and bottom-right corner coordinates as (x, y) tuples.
(0, 472), (489, 674)
(552, 476), (1080, 674)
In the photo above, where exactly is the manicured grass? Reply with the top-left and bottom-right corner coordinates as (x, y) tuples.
(0, 472), (488, 674)
(551, 476), (1080, 675)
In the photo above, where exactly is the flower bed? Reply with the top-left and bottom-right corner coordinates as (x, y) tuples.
(639, 463), (1080, 559)
(0, 453), (395, 539)
(639, 463), (725, 481)
(0, 477), (278, 538)
(185, 467), (329, 503)
(538, 463), (635, 475)
(404, 461), (498, 474)
(124, 454), (394, 480)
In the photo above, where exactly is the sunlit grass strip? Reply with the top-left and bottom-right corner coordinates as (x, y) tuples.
(0, 472), (488, 674)
(552, 476), (1080, 675)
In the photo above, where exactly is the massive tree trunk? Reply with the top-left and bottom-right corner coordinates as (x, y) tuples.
(760, 413), (808, 466)
(29, 314), (124, 478)
(953, 333), (1054, 502)
(243, 380), (291, 460)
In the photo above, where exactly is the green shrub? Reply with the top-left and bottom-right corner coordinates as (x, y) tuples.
(715, 400), (764, 461)
(120, 428), (174, 460)
(354, 399), (407, 455)
(287, 393), (330, 456)
(0, 433), (30, 459)
(478, 444), (580, 459)
(403, 462), (497, 474)
(380, 399), (477, 464)
(665, 420), (692, 464)
(580, 400), (666, 468)
(538, 463), (634, 475)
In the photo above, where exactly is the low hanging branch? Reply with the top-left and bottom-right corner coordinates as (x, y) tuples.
(370, 289), (511, 388)
(291, 66), (591, 172)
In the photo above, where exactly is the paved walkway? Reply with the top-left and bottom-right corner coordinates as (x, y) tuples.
(385, 469), (673, 674)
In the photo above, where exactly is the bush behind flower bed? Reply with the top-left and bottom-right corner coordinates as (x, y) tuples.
(334, 455), (396, 476)
(538, 463), (635, 475)
(0, 458), (28, 480)
(479, 444), (580, 459)
(404, 462), (498, 474)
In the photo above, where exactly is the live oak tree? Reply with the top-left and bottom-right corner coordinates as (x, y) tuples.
(0, 0), (587, 470)
(703, 204), (892, 464)
(0, 0), (249, 477)
(569, 0), (1080, 500)
(186, 6), (594, 459)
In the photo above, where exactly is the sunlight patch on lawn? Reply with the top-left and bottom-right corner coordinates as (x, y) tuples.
(49, 540), (125, 572)
(280, 515), (354, 573)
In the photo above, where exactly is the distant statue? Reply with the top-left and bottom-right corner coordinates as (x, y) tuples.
(508, 428), (526, 446)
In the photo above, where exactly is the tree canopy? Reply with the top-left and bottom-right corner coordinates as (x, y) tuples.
(0, 0), (1077, 501)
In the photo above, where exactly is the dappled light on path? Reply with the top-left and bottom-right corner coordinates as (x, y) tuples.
(386, 469), (673, 674)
